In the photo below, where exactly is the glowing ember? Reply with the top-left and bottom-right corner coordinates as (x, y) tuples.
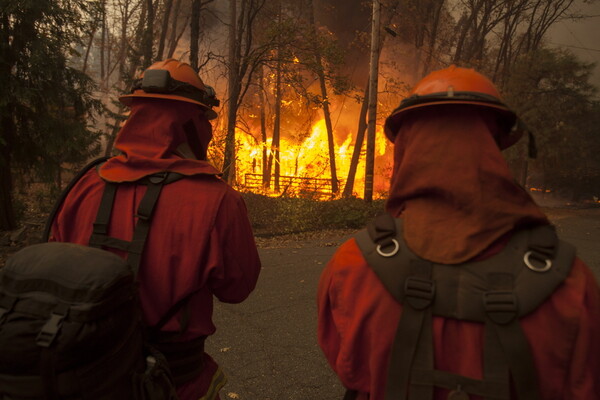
(529, 187), (552, 193)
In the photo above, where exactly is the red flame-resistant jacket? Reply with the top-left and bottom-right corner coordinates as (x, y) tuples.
(317, 237), (600, 400)
(318, 106), (600, 400)
(49, 100), (261, 400)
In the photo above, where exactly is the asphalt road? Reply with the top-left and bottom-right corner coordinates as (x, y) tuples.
(205, 208), (600, 400)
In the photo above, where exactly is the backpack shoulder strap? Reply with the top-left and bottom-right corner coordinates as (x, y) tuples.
(42, 157), (110, 242)
(88, 171), (195, 343)
(354, 214), (576, 400)
(355, 214), (575, 320)
(88, 171), (184, 274)
(354, 213), (409, 304)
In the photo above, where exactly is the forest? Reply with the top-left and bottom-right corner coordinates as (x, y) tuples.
(1, 0), (599, 232)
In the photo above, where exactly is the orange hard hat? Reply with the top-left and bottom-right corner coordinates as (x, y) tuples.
(119, 59), (220, 120)
(384, 65), (523, 149)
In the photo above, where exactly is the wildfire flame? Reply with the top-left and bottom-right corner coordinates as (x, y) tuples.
(233, 117), (392, 199)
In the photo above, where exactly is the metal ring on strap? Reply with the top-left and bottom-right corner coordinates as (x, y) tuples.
(524, 251), (552, 272)
(376, 239), (400, 257)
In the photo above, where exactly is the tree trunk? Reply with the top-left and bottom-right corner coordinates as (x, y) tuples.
(422, 0), (444, 76)
(364, 0), (381, 203)
(157, 0), (174, 60)
(82, 24), (98, 74)
(272, 53), (282, 192)
(100, 0), (106, 87)
(189, 0), (201, 69)
(309, 0), (338, 195)
(142, 0), (154, 68)
(342, 81), (368, 198)
(166, 0), (183, 58)
(345, 0), (398, 198)
(223, 0), (239, 183)
(259, 65), (269, 188)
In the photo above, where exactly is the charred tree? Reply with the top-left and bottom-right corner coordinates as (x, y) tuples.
(272, 53), (282, 192)
(259, 65), (270, 188)
(223, 0), (239, 183)
(342, 82), (368, 198)
(364, 0), (381, 202)
(142, 0), (154, 68)
(157, 0), (174, 60)
(167, 0), (186, 58)
(344, 0), (398, 199)
(309, 0), (338, 195)
(190, 0), (201, 69)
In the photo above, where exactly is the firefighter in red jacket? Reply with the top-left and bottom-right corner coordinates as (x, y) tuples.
(49, 59), (261, 400)
(317, 66), (600, 400)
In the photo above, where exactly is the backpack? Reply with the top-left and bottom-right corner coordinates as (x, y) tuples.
(350, 213), (575, 400)
(0, 158), (201, 400)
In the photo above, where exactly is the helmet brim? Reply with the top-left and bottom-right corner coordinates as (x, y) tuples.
(385, 101), (516, 139)
(119, 92), (218, 120)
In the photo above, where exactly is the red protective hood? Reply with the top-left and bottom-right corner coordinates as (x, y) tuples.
(385, 105), (548, 264)
(100, 98), (221, 182)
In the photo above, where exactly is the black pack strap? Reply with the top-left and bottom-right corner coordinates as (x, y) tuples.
(36, 303), (70, 348)
(410, 368), (507, 399)
(356, 218), (574, 322)
(88, 173), (172, 273)
(482, 273), (513, 400)
(43, 157), (110, 242)
(40, 347), (59, 400)
(489, 321), (540, 399)
(484, 273), (540, 400)
(37, 303), (70, 400)
(407, 261), (435, 400)
(483, 324), (510, 400)
(355, 217), (571, 400)
(367, 213), (399, 255)
(354, 218), (406, 303)
(343, 389), (358, 400)
(384, 260), (434, 400)
(89, 182), (118, 243)
(127, 174), (170, 272)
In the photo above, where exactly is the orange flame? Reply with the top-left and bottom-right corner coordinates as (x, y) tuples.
(233, 117), (392, 199)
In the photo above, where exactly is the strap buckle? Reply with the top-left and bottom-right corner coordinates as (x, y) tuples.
(36, 306), (69, 348)
(376, 238), (400, 257)
(483, 291), (518, 324)
(524, 251), (552, 272)
(404, 277), (435, 310)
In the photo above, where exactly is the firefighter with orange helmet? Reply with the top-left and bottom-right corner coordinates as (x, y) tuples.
(318, 66), (600, 400)
(49, 59), (261, 400)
